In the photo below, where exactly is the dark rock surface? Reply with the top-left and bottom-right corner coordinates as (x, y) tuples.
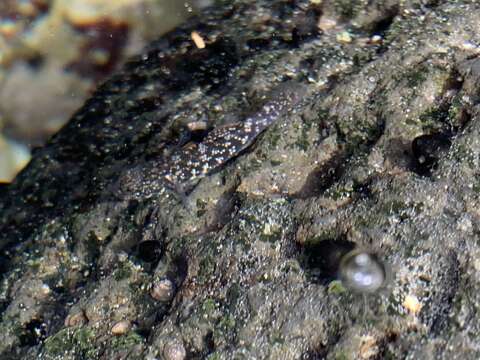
(1, 0), (480, 359)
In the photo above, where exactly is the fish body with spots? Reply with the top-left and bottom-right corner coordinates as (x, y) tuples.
(116, 81), (307, 199)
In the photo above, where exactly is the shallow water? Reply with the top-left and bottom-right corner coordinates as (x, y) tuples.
(0, 0), (209, 181)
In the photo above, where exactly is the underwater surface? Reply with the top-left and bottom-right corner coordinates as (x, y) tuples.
(1, 1), (480, 359)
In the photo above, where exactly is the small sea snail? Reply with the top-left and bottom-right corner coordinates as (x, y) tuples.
(339, 250), (386, 293)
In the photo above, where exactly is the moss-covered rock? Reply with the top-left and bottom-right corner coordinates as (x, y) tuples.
(2, 0), (480, 359)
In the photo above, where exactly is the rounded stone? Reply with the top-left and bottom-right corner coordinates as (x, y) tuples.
(163, 341), (187, 360)
(64, 311), (87, 327)
(151, 278), (175, 302)
(339, 251), (386, 293)
(111, 320), (131, 335)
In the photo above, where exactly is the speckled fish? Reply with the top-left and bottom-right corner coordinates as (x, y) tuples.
(116, 81), (308, 199)
(162, 81), (308, 187)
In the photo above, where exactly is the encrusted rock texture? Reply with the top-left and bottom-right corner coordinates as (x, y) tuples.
(1, 0), (480, 359)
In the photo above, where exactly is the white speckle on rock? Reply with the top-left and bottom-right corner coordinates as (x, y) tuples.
(456, 215), (473, 234)
(163, 341), (187, 360)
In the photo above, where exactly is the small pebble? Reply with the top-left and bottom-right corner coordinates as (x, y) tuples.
(336, 31), (352, 44)
(151, 279), (175, 302)
(64, 311), (87, 327)
(111, 320), (131, 335)
(370, 35), (383, 45)
(461, 41), (478, 51)
(117, 251), (128, 262)
(40, 283), (51, 296)
(163, 341), (187, 360)
(0, 135), (31, 182)
(187, 120), (208, 132)
(318, 17), (337, 32)
(474, 258), (480, 272)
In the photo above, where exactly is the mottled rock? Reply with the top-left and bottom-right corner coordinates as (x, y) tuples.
(1, 1), (480, 359)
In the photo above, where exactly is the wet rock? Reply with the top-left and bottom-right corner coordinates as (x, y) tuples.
(1, 1), (480, 359)
(163, 340), (187, 360)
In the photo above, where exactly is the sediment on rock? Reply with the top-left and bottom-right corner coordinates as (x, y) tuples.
(1, 1), (480, 359)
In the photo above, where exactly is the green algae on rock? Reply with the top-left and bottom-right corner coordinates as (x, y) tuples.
(2, 0), (480, 359)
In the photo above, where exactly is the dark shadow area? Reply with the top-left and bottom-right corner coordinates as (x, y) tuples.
(300, 238), (356, 284)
